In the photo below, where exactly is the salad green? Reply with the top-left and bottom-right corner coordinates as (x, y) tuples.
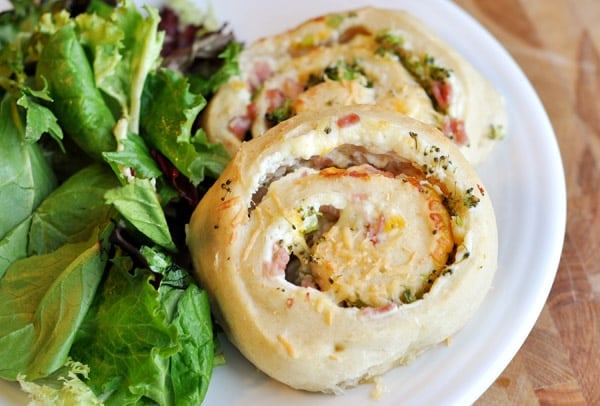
(0, 0), (240, 404)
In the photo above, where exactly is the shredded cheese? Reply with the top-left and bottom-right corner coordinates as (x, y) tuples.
(277, 335), (297, 358)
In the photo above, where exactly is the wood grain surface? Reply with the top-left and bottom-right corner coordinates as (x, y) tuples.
(452, 0), (600, 404)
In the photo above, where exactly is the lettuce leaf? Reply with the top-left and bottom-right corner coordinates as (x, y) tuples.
(1, 2), (224, 403)
(168, 285), (214, 404)
(29, 164), (119, 255)
(0, 94), (57, 241)
(68, 246), (215, 405)
(74, 10), (127, 113)
(70, 260), (179, 405)
(144, 245), (215, 403)
(141, 68), (229, 185)
(0, 217), (31, 279)
(116, 2), (164, 134)
(189, 40), (242, 97)
(0, 230), (110, 381)
(76, 0), (164, 134)
(16, 84), (64, 146)
(18, 359), (103, 406)
(0, 163), (118, 378)
(102, 131), (163, 180)
(36, 24), (117, 160)
(104, 178), (176, 251)
(0, 164), (116, 278)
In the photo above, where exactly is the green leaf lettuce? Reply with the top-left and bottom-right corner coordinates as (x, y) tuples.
(0, 95), (57, 241)
(0, 231), (110, 380)
(141, 68), (229, 185)
(70, 247), (215, 405)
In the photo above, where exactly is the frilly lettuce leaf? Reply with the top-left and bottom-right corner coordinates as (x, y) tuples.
(141, 68), (229, 185)
(34, 0), (165, 160)
(75, 0), (164, 134)
(74, 11), (127, 111)
(69, 247), (215, 405)
(142, 245), (215, 403)
(190, 40), (242, 97)
(16, 83), (64, 146)
(70, 260), (179, 404)
(18, 359), (102, 406)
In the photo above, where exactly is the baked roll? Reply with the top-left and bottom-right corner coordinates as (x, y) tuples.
(241, 44), (437, 143)
(187, 105), (498, 393)
(204, 7), (506, 165)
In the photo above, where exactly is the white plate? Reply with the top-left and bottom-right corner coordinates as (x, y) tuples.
(0, 0), (566, 405)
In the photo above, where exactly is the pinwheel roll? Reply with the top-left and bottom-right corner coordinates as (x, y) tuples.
(247, 44), (437, 138)
(187, 106), (498, 393)
(204, 7), (506, 164)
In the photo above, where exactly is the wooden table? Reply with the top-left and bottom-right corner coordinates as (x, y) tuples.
(452, 1), (600, 404)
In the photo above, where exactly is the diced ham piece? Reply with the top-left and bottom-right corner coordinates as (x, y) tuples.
(281, 77), (304, 99)
(227, 115), (252, 140)
(359, 302), (397, 316)
(247, 60), (274, 92)
(319, 205), (341, 222)
(431, 80), (453, 111)
(442, 116), (468, 146)
(265, 88), (286, 113)
(263, 244), (290, 278)
(246, 101), (257, 120)
(336, 112), (361, 128)
(227, 103), (258, 139)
